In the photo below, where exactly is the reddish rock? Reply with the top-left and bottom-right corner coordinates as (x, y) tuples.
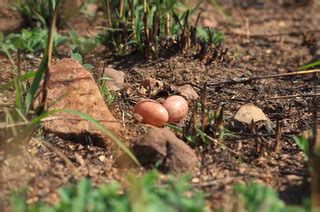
(133, 128), (198, 173)
(40, 58), (120, 147)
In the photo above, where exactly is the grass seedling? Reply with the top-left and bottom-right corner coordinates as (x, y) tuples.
(98, 77), (116, 104)
(71, 52), (94, 70)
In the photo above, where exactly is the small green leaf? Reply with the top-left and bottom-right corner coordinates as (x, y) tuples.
(71, 53), (83, 64)
(83, 63), (94, 70)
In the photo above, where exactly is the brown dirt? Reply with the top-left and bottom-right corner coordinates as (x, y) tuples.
(1, 0), (320, 211)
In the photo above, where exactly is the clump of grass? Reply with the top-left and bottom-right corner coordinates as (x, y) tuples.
(97, 0), (225, 60)
(182, 85), (230, 147)
(231, 182), (319, 212)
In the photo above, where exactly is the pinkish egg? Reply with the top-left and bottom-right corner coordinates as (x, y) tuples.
(134, 99), (169, 127)
(163, 95), (188, 123)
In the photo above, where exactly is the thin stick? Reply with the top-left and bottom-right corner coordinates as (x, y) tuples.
(104, 0), (112, 27)
(224, 29), (320, 38)
(274, 118), (282, 153)
(209, 69), (320, 86)
(263, 93), (320, 100)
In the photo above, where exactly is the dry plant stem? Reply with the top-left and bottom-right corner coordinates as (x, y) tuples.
(104, 0), (112, 27)
(181, 11), (190, 50)
(200, 84), (208, 128)
(119, 0), (124, 18)
(41, 1), (58, 112)
(209, 69), (320, 86)
(263, 93), (320, 100)
(214, 103), (224, 139)
(225, 28), (320, 38)
(165, 13), (170, 36)
(274, 118), (282, 153)
(251, 120), (262, 155)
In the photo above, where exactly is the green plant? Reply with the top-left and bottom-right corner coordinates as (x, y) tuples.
(11, 171), (207, 212)
(294, 133), (320, 210)
(0, 32), (16, 65)
(232, 183), (317, 212)
(68, 29), (98, 56)
(97, 0), (224, 60)
(71, 52), (94, 70)
(98, 77), (116, 104)
(233, 183), (285, 212)
(294, 135), (311, 161)
(196, 27), (224, 45)
(0, 28), (67, 59)
(182, 90), (229, 146)
(298, 60), (320, 71)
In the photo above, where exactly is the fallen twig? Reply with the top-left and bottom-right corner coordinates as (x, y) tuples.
(209, 69), (320, 87)
(224, 29), (320, 38)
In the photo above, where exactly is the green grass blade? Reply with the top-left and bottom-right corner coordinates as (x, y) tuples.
(14, 79), (23, 113)
(0, 71), (36, 91)
(298, 60), (320, 71)
(25, 56), (47, 114)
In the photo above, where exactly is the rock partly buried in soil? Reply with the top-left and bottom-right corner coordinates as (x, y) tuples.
(232, 103), (273, 132)
(40, 58), (120, 147)
(103, 68), (125, 91)
(177, 84), (199, 101)
(234, 103), (270, 124)
(133, 128), (197, 173)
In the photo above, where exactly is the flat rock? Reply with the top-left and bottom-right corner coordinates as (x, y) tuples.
(177, 84), (199, 100)
(103, 68), (125, 91)
(40, 58), (120, 147)
(133, 128), (198, 173)
(234, 103), (270, 124)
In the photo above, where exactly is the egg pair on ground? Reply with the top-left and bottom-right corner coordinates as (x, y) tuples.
(134, 95), (188, 127)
